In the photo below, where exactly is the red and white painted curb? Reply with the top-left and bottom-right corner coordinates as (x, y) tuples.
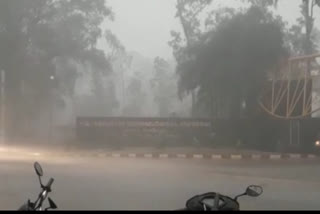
(49, 152), (318, 160)
(1, 146), (317, 161)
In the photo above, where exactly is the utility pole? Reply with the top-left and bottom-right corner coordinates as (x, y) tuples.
(121, 66), (126, 116)
(49, 75), (55, 144)
(1, 70), (6, 145)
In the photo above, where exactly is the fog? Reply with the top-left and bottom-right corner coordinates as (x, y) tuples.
(1, 0), (320, 210)
(105, 0), (319, 58)
(58, 0), (320, 124)
(0, 0), (318, 144)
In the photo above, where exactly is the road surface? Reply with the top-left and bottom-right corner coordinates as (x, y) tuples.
(0, 152), (320, 210)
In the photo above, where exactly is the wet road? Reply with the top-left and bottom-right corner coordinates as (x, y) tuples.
(0, 153), (320, 210)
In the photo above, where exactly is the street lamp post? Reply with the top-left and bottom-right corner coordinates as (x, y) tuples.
(49, 75), (55, 144)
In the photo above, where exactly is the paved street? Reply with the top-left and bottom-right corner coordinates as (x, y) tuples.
(1, 151), (320, 210)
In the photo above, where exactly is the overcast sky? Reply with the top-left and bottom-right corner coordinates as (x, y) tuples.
(104, 0), (320, 59)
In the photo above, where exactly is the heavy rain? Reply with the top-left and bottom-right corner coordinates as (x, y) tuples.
(0, 0), (320, 211)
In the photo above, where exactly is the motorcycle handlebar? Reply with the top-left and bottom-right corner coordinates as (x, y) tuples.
(35, 178), (54, 210)
(46, 178), (54, 191)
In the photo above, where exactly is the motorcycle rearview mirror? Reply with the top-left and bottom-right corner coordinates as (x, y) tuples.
(45, 198), (58, 211)
(234, 185), (263, 201)
(34, 162), (44, 187)
(245, 185), (263, 197)
(34, 162), (43, 177)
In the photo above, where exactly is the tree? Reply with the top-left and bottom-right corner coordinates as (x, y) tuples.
(122, 72), (146, 117)
(242, 0), (278, 9)
(169, 0), (213, 117)
(109, 50), (133, 115)
(75, 75), (119, 117)
(105, 29), (126, 62)
(300, 0), (320, 55)
(177, 6), (287, 119)
(245, 0), (320, 56)
(151, 57), (177, 117)
(0, 0), (115, 139)
(279, 0), (320, 76)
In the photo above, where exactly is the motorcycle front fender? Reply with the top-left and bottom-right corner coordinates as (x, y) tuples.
(18, 201), (35, 211)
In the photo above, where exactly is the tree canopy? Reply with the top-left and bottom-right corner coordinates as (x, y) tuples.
(151, 57), (177, 117)
(0, 0), (116, 139)
(175, 6), (288, 118)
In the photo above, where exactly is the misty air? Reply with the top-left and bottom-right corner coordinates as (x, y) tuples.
(0, 0), (320, 211)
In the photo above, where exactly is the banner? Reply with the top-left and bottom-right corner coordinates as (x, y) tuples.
(76, 117), (213, 145)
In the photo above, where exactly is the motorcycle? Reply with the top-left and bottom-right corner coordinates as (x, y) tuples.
(179, 185), (263, 211)
(18, 162), (58, 211)
(18, 162), (262, 211)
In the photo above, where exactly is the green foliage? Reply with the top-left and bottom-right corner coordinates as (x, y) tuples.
(169, 0), (213, 64)
(105, 29), (126, 61)
(242, 0), (278, 9)
(170, 0), (320, 119)
(298, 0), (319, 55)
(152, 57), (177, 117)
(169, 0), (213, 116)
(0, 0), (116, 138)
(176, 6), (287, 118)
(122, 73), (146, 117)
